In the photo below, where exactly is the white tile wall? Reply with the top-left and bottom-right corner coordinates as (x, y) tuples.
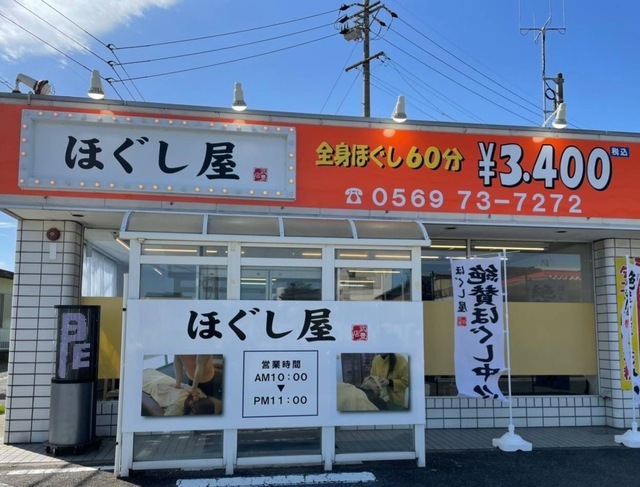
(593, 238), (639, 429)
(6, 220), (83, 444)
(424, 394), (608, 428)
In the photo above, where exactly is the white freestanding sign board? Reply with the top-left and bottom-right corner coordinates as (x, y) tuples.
(122, 299), (424, 431)
(118, 299), (425, 474)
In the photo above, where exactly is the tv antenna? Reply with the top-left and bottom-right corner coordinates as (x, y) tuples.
(520, 0), (566, 125)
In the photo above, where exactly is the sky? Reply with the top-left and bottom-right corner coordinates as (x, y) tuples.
(0, 0), (639, 272)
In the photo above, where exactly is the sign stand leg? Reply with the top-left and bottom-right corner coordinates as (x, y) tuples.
(322, 426), (335, 471)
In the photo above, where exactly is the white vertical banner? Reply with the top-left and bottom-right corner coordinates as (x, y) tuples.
(621, 258), (640, 405)
(451, 257), (506, 401)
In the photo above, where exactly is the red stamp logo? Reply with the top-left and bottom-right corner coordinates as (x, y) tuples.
(253, 168), (268, 182)
(351, 324), (368, 341)
(456, 316), (467, 327)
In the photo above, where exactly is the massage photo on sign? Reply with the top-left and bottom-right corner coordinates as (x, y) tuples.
(141, 354), (224, 417)
(337, 353), (410, 412)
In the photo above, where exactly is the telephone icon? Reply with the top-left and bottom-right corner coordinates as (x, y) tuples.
(345, 187), (363, 205)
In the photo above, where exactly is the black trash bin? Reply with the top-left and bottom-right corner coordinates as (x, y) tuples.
(45, 305), (101, 456)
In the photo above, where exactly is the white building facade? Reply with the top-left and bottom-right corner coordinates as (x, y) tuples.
(1, 92), (639, 473)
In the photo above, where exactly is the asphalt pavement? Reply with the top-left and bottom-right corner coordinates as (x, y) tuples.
(0, 448), (639, 487)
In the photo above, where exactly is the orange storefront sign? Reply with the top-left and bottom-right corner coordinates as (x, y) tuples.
(1, 102), (638, 220)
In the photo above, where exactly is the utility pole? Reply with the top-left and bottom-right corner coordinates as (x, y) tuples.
(339, 1), (390, 117)
(362, 0), (371, 117)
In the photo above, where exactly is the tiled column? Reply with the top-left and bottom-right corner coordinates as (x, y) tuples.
(6, 220), (83, 443)
(593, 238), (640, 429)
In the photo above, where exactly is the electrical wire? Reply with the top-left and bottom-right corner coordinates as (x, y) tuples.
(115, 22), (334, 66)
(386, 59), (485, 123)
(12, 0), (110, 64)
(39, 0), (108, 49)
(396, 17), (540, 113)
(386, 28), (540, 121)
(334, 70), (360, 115)
(381, 36), (538, 125)
(320, 41), (359, 114)
(38, 0), (141, 101)
(369, 74), (441, 120)
(0, 76), (13, 91)
(391, 1), (540, 113)
(111, 8), (338, 50)
(0, 11), (92, 73)
(109, 33), (336, 83)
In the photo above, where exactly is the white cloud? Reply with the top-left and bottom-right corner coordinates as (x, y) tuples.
(0, 222), (16, 229)
(0, 0), (180, 62)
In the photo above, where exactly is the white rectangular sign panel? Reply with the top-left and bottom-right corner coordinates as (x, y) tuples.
(122, 299), (425, 432)
(18, 109), (296, 200)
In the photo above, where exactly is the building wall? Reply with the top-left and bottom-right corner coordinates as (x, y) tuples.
(5, 220), (82, 443)
(4, 230), (640, 442)
(594, 238), (640, 429)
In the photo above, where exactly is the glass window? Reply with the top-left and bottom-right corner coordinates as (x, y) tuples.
(82, 229), (129, 297)
(140, 264), (227, 299)
(421, 240), (467, 301)
(240, 267), (321, 301)
(141, 244), (226, 256)
(241, 247), (321, 259)
(421, 240), (594, 303)
(335, 249), (411, 261)
(471, 240), (593, 303)
(283, 218), (352, 238)
(425, 374), (590, 397)
(127, 212), (204, 233)
(208, 215), (280, 236)
(337, 268), (411, 301)
(82, 249), (120, 297)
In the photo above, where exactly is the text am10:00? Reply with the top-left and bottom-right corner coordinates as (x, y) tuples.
(356, 188), (583, 214)
(254, 372), (308, 382)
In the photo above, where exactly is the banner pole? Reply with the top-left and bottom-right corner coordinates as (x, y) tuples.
(492, 249), (532, 452)
(501, 249), (514, 428)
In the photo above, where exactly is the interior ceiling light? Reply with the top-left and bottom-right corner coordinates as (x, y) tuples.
(473, 245), (545, 252)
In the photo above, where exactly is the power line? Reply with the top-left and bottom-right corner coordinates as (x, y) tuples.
(0, 11), (92, 73)
(397, 17), (540, 113)
(39, 0), (109, 48)
(109, 33), (337, 82)
(334, 71), (360, 115)
(0, 76), (13, 91)
(386, 27), (540, 120)
(115, 22), (334, 66)
(381, 37), (538, 125)
(37, 0), (139, 101)
(386, 59), (485, 123)
(12, 0), (110, 64)
(320, 42), (359, 114)
(390, 1), (539, 110)
(111, 8), (337, 50)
